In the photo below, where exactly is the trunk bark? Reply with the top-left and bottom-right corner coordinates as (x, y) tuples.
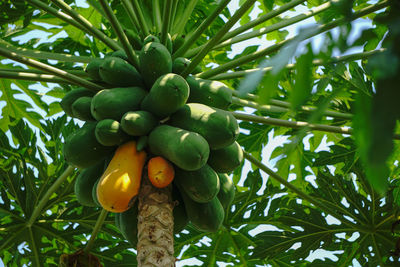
(136, 168), (175, 266)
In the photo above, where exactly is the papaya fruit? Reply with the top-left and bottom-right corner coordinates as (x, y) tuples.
(168, 103), (239, 149)
(120, 110), (158, 136)
(111, 50), (128, 61)
(71, 96), (95, 121)
(148, 125), (209, 171)
(143, 34), (160, 44)
(147, 156), (175, 188)
(139, 42), (172, 88)
(91, 87), (147, 121)
(116, 201), (139, 246)
(96, 141), (146, 213)
(60, 88), (95, 117)
(172, 34), (185, 53)
(180, 190), (224, 233)
(74, 160), (105, 207)
(92, 177), (101, 207)
(99, 56), (143, 87)
(95, 119), (129, 146)
(186, 77), (232, 110)
(63, 122), (114, 168)
(172, 184), (189, 233)
(172, 58), (201, 75)
(85, 58), (103, 82)
(208, 141), (243, 173)
(124, 29), (143, 50)
(136, 135), (148, 152)
(140, 73), (190, 118)
(175, 164), (220, 203)
(217, 173), (235, 211)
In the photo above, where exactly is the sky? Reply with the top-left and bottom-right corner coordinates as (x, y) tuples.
(0, 0), (378, 266)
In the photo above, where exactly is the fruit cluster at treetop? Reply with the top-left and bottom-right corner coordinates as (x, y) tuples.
(61, 32), (243, 245)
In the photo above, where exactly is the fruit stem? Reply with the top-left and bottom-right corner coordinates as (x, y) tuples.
(180, 0), (257, 78)
(0, 39), (92, 63)
(197, 0), (390, 79)
(172, 0), (231, 59)
(47, 0), (122, 51)
(99, 0), (140, 69)
(83, 209), (109, 253)
(209, 49), (386, 80)
(26, 166), (75, 227)
(0, 44), (103, 91)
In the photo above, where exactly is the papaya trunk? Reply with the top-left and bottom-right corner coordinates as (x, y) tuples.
(137, 168), (175, 266)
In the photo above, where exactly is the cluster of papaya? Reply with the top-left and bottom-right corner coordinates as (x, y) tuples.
(61, 31), (243, 246)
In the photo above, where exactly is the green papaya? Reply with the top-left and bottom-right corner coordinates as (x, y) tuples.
(117, 202), (139, 246)
(91, 87), (147, 121)
(217, 173), (235, 211)
(208, 141), (243, 173)
(74, 160), (105, 207)
(95, 119), (129, 146)
(136, 135), (148, 152)
(186, 77), (232, 110)
(111, 50), (128, 61)
(60, 88), (95, 117)
(172, 184), (189, 233)
(99, 56), (143, 87)
(169, 103), (239, 149)
(63, 122), (114, 168)
(71, 96), (95, 121)
(180, 190), (224, 233)
(175, 164), (220, 203)
(143, 34), (160, 44)
(124, 29), (143, 50)
(140, 73), (189, 118)
(139, 42), (172, 88)
(120, 110), (158, 136)
(92, 177), (101, 207)
(171, 57), (200, 75)
(148, 125), (209, 171)
(172, 34), (185, 53)
(85, 58), (103, 82)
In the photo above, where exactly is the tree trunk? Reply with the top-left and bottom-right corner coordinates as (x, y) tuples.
(137, 168), (175, 266)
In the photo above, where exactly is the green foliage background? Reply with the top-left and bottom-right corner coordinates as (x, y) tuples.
(1, 0), (400, 266)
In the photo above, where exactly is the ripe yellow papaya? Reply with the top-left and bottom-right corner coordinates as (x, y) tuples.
(96, 141), (146, 213)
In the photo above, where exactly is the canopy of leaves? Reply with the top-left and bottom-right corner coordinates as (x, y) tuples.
(1, 0), (400, 266)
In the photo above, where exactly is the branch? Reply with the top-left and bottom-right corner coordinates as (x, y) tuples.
(198, 0), (390, 79)
(131, 0), (150, 36)
(0, 45), (103, 91)
(121, 0), (141, 34)
(161, 0), (173, 45)
(26, 166), (75, 227)
(172, 0), (231, 59)
(172, 0), (199, 36)
(83, 209), (109, 253)
(43, 0), (121, 51)
(0, 39), (92, 63)
(152, 0), (162, 33)
(180, 0), (257, 77)
(232, 96), (354, 120)
(0, 70), (71, 84)
(0, 68), (87, 77)
(210, 49), (386, 80)
(98, 0), (139, 68)
(243, 151), (357, 228)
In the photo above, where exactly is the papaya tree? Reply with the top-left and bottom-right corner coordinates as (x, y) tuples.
(1, 0), (400, 266)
